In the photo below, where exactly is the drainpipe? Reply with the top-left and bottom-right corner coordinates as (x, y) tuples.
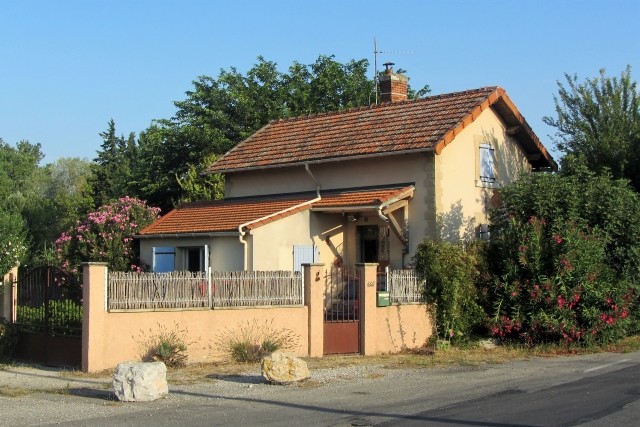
(238, 163), (321, 271)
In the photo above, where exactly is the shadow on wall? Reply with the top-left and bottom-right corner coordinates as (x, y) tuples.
(436, 201), (476, 243)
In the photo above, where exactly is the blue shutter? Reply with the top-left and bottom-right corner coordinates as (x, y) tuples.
(152, 246), (175, 272)
(293, 245), (318, 272)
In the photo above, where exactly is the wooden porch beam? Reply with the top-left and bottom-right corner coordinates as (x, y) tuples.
(381, 199), (408, 216)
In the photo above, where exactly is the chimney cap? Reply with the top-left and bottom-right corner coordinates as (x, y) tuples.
(383, 62), (395, 74)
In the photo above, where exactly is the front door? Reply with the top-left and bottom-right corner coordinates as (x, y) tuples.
(358, 225), (379, 263)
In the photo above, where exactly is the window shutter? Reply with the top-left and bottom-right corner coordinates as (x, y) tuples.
(152, 247), (175, 272)
(293, 245), (318, 272)
(480, 143), (496, 182)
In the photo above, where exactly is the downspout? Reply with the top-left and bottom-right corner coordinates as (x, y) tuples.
(238, 163), (321, 271)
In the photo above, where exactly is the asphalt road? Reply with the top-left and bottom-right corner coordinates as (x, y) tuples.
(2, 350), (639, 426)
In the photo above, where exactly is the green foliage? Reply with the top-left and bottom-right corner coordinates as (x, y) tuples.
(176, 153), (225, 204)
(137, 322), (192, 368)
(484, 216), (636, 346)
(492, 167), (640, 280)
(413, 240), (486, 343)
(16, 300), (82, 335)
(88, 120), (137, 208)
(53, 196), (160, 276)
(131, 55), (428, 212)
(215, 319), (300, 363)
(485, 169), (640, 345)
(0, 210), (26, 276)
(544, 66), (640, 191)
(0, 318), (19, 361)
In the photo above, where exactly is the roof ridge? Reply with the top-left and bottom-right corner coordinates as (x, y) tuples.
(268, 86), (500, 125)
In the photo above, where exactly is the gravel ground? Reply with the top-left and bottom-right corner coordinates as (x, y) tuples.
(2, 351), (639, 426)
(0, 361), (393, 426)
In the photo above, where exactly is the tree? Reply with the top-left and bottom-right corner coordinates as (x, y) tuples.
(0, 139), (46, 270)
(88, 119), (136, 207)
(132, 55), (428, 212)
(23, 157), (94, 263)
(544, 66), (640, 190)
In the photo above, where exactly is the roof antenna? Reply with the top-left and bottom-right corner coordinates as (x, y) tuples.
(373, 37), (415, 104)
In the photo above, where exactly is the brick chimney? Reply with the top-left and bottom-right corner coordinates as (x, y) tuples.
(379, 63), (408, 103)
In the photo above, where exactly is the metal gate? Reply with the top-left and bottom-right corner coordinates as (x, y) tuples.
(13, 266), (82, 367)
(323, 267), (360, 354)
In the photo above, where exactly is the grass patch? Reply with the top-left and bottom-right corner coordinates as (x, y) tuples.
(0, 386), (30, 397)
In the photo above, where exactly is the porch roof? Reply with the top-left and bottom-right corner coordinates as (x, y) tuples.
(137, 185), (415, 237)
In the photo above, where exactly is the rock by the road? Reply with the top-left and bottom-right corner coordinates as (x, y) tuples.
(113, 361), (168, 402)
(261, 352), (310, 384)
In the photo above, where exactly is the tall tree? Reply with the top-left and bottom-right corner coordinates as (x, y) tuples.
(88, 119), (136, 207)
(544, 66), (640, 190)
(0, 138), (44, 271)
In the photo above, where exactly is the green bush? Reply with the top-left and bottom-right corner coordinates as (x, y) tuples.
(413, 240), (486, 344)
(16, 300), (82, 335)
(0, 318), (19, 361)
(215, 319), (299, 363)
(484, 168), (640, 346)
(137, 322), (192, 368)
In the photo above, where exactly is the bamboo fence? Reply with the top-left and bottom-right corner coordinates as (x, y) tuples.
(107, 270), (303, 310)
(108, 271), (209, 310)
(212, 270), (303, 307)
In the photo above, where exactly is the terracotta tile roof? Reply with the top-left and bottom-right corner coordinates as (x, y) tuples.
(138, 196), (310, 236)
(204, 87), (557, 174)
(313, 185), (414, 209)
(138, 185), (414, 236)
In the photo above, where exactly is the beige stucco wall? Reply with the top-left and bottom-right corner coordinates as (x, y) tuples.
(250, 209), (312, 270)
(435, 107), (532, 241)
(374, 304), (432, 352)
(139, 235), (244, 272)
(226, 154), (435, 266)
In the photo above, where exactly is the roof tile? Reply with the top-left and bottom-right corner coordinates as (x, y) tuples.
(138, 186), (414, 236)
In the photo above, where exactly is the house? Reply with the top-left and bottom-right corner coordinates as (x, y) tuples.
(138, 66), (557, 273)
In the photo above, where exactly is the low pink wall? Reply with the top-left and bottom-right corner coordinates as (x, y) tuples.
(96, 307), (309, 371)
(81, 263), (432, 372)
(375, 304), (432, 353)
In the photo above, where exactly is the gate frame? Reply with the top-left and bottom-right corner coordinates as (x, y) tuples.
(12, 265), (83, 367)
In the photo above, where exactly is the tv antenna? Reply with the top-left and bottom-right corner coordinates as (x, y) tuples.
(373, 37), (415, 104)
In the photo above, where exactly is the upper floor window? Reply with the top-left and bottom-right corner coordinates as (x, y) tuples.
(479, 143), (496, 183)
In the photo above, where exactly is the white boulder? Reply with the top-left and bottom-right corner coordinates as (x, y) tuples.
(113, 361), (168, 402)
(261, 352), (309, 384)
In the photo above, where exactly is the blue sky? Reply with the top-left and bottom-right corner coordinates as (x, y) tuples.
(1, 0), (638, 163)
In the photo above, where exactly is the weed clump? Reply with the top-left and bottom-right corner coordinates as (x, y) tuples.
(215, 319), (299, 363)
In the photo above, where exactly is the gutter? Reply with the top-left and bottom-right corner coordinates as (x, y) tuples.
(135, 232), (239, 239)
(238, 163), (322, 270)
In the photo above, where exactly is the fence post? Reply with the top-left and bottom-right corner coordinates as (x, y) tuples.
(1, 267), (18, 322)
(82, 262), (108, 373)
(303, 263), (324, 357)
(358, 263), (379, 356)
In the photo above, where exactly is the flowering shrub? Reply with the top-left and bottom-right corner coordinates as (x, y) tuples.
(53, 197), (160, 277)
(0, 238), (26, 277)
(0, 210), (27, 276)
(483, 216), (636, 346)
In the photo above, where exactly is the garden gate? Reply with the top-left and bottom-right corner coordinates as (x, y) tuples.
(323, 267), (360, 354)
(13, 266), (82, 367)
